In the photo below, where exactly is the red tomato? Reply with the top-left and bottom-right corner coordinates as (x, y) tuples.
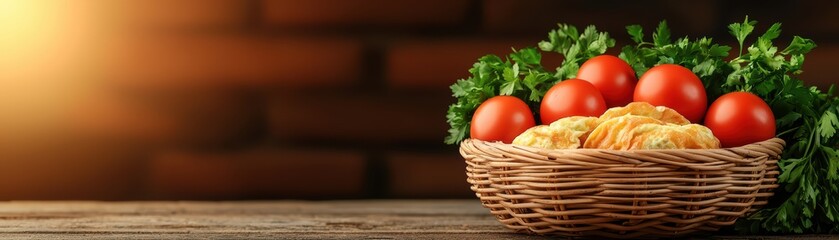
(470, 96), (536, 143)
(634, 64), (707, 123)
(540, 79), (607, 124)
(577, 55), (638, 107)
(704, 92), (776, 148)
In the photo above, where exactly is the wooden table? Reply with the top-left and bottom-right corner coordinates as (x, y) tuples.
(0, 200), (834, 239)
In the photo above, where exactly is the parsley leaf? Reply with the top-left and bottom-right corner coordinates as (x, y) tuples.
(761, 23), (783, 41)
(626, 25), (644, 44)
(653, 20), (670, 47)
(541, 24), (615, 80)
(819, 110), (839, 139)
(729, 16), (757, 57)
(783, 36), (817, 55)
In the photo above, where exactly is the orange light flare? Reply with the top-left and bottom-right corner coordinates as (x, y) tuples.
(0, 0), (112, 145)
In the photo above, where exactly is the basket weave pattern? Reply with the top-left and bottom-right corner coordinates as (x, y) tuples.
(460, 138), (783, 238)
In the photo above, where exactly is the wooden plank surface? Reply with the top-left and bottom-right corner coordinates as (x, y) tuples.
(0, 200), (835, 239)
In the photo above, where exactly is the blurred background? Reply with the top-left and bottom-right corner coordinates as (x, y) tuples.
(0, 0), (836, 200)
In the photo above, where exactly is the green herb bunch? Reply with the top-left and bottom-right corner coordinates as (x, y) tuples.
(444, 24), (615, 144)
(724, 18), (838, 234)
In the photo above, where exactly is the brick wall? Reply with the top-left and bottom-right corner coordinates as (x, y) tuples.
(0, 0), (836, 200)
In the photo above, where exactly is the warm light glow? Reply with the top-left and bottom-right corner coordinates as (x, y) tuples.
(0, 0), (105, 141)
(0, 0), (84, 84)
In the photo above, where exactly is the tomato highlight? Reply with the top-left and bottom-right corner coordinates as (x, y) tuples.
(704, 92), (776, 147)
(634, 64), (707, 123)
(470, 96), (536, 143)
(540, 79), (607, 124)
(577, 55), (638, 107)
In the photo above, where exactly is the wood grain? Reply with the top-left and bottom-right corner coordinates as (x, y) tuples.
(0, 200), (833, 239)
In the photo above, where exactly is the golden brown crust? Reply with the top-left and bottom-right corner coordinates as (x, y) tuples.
(629, 123), (720, 149)
(548, 116), (599, 143)
(584, 115), (665, 149)
(512, 125), (583, 149)
(585, 115), (719, 150)
(598, 102), (691, 125)
(513, 103), (719, 150)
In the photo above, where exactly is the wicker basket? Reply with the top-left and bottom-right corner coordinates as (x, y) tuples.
(460, 138), (783, 238)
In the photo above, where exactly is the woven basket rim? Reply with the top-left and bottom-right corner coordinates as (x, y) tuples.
(462, 137), (785, 155)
